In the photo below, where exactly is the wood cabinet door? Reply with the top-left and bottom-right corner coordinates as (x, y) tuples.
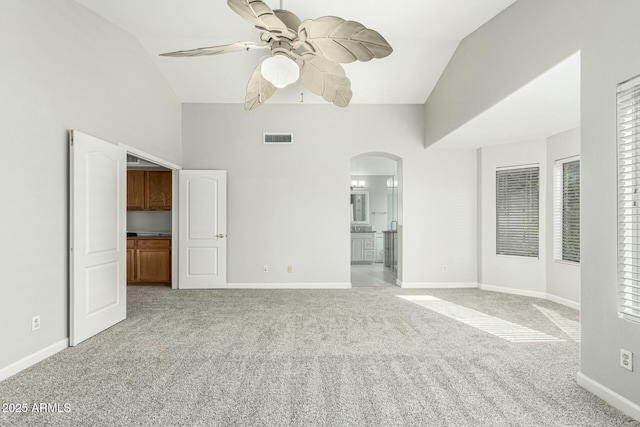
(126, 248), (136, 282)
(136, 248), (171, 283)
(127, 170), (145, 210)
(146, 171), (172, 210)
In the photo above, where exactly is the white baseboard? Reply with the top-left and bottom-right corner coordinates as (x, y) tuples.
(227, 282), (351, 289)
(546, 293), (580, 311)
(0, 339), (68, 383)
(399, 282), (479, 289)
(479, 284), (580, 310)
(577, 372), (640, 422)
(479, 284), (547, 299)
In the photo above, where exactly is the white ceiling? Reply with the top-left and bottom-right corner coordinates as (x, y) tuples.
(74, 0), (517, 105)
(432, 52), (581, 149)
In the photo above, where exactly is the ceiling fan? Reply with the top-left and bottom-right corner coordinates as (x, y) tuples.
(160, 0), (393, 111)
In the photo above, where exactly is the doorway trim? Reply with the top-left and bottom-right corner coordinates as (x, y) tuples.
(119, 143), (181, 289)
(350, 152), (403, 285)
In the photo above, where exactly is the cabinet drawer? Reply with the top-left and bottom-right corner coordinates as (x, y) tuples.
(364, 239), (375, 250)
(363, 250), (375, 261)
(136, 239), (171, 249)
(127, 239), (136, 249)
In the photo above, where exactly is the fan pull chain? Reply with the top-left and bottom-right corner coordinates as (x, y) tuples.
(258, 62), (263, 104)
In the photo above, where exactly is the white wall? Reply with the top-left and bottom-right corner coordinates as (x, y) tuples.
(182, 104), (478, 287)
(479, 140), (547, 296)
(478, 129), (581, 307)
(0, 0), (181, 375)
(580, 3), (640, 409)
(426, 0), (640, 415)
(546, 128), (580, 306)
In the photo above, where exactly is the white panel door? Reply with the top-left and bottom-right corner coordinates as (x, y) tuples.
(179, 170), (227, 289)
(70, 130), (126, 346)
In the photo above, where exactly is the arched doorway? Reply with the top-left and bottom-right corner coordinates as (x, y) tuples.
(350, 152), (402, 287)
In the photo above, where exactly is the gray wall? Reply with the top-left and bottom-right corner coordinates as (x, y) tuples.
(479, 139), (548, 295)
(426, 0), (640, 412)
(0, 0), (181, 372)
(546, 128), (580, 306)
(182, 104), (478, 286)
(424, 0), (582, 147)
(477, 128), (580, 308)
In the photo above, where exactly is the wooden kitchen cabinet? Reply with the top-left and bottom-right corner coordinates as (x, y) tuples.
(127, 238), (171, 285)
(127, 170), (146, 210)
(126, 239), (136, 282)
(127, 170), (172, 211)
(146, 171), (172, 210)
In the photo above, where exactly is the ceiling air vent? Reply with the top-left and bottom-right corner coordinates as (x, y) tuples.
(263, 132), (293, 145)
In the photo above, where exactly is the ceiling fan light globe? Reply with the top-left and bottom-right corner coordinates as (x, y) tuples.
(261, 55), (299, 88)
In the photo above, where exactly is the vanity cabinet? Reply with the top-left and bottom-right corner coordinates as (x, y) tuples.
(127, 237), (171, 284)
(127, 170), (172, 211)
(351, 233), (375, 263)
(375, 233), (384, 263)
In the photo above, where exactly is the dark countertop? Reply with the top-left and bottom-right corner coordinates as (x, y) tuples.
(127, 233), (171, 238)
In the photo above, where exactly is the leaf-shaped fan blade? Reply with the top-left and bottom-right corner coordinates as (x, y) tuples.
(299, 16), (393, 64)
(227, 0), (289, 36)
(160, 41), (266, 57)
(300, 55), (352, 107)
(245, 64), (277, 111)
(273, 9), (302, 34)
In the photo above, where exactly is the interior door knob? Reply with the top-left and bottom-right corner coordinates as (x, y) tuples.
(216, 234), (226, 238)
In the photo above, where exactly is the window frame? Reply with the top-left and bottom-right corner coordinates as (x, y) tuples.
(553, 155), (580, 265)
(617, 73), (640, 324)
(495, 164), (540, 259)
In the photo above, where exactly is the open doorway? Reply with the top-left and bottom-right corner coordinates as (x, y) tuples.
(126, 155), (173, 287)
(350, 153), (401, 287)
(120, 143), (180, 290)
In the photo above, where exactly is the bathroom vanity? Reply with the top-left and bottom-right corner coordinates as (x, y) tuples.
(351, 232), (376, 263)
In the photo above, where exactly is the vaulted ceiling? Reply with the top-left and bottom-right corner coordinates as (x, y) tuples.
(74, 0), (518, 105)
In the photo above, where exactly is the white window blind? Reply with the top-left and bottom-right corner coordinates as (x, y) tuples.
(496, 166), (540, 257)
(618, 74), (640, 323)
(554, 157), (580, 263)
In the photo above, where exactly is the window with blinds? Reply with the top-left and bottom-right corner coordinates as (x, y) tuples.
(496, 166), (540, 257)
(617, 74), (640, 324)
(553, 157), (580, 263)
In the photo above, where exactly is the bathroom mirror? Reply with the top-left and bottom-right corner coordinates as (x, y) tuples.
(350, 191), (369, 223)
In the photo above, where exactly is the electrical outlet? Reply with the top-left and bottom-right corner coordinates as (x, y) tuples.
(263, 265), (269, 273)
(287, 265), (293, 273)
(620, 349), (633, 372)
(442, 265), (447, 273)
(32, 315), (40, 331)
